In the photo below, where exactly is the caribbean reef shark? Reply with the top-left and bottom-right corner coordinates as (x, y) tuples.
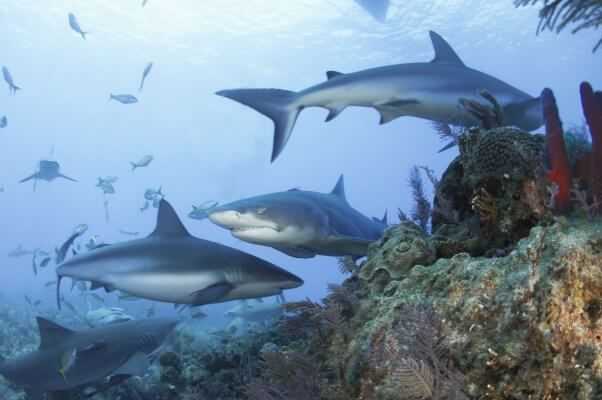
(216, 31), (543, 162)
(19, 156), (77, 190)
(0, 316), (177, 400)
(205, 175), (387, 258)
(56, 199), (303, 307)
(354, 0), (390, 22)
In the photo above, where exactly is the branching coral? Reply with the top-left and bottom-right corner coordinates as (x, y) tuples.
(407, 166), (433, 231)
(514, 0), (602, 52)
(337, 256), (358, 275)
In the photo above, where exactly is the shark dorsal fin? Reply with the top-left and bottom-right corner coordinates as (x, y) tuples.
(330, 175), (347, 203)
(429, 31), (465, 67)
(326, 71), (343, 80)
(150, 199), (190, 237)
(37, 317), (74, 349)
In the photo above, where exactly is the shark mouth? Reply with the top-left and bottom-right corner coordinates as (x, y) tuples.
(231, 226), (278, 233)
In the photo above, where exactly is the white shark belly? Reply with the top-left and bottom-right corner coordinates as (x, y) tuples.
(108, 271), (216, 304)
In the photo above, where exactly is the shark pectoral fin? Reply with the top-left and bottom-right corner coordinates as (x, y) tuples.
(58, 173), (78, 182)
(326, 235), (373, 257)
(190, 282), (233, 306)
(19, 172), (41, 183)
(275, 247), (316, 259)
(375, 106), (409, 124)
(113, 352), (150, 376)
(326, 71), (343, 80)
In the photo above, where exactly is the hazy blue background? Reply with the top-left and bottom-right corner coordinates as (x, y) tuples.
(0, 0), (600, 323)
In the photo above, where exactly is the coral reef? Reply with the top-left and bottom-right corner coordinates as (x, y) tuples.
(252, 217), (601, 399)
(432, 125), (551, 256)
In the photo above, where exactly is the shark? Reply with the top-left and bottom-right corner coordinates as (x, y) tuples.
(0, 316), (177, 400)
(216, 30), (543, 162)
(56, 199), (303, 308)
(354, 0), (390, 22)
(19, 156), (77, 190)
(204, 175), (387, 258)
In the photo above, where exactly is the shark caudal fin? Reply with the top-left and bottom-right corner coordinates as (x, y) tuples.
(216, 89), (300, 162)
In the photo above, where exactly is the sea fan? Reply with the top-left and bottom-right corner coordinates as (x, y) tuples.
(393, 358), (434, 400)
(337, 256), (358, 275)
(514, 0), (602, 52)
(246, 350), (323, 400)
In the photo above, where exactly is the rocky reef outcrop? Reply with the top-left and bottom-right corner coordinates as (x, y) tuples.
(252, 217), (601, 400)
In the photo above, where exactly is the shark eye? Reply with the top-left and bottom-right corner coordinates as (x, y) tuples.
(257, 207), (266, 214)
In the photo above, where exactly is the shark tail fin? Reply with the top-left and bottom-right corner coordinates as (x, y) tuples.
(130, 162), (138, 171)
(216, 88), (300, 162)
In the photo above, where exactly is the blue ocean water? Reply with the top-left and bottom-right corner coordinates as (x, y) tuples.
(0, 0), (599, 398)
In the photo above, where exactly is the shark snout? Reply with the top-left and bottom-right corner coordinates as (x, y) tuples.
(208, 209), (242, 228)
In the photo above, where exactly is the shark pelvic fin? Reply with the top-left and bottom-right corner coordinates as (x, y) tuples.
(429, 31), (465, 66)
(376, 106), (408, 124)
(330, 174), (348, 203)
(325, 105), (346, 122)
(150, 199), (190, 237)
(275, 246), (315, 259)
(326, 71), (343, 80)
(190, 282), (233, 306)
(37, 317), (74, 349)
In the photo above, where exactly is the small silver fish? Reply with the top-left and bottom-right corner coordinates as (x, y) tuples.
(139, 63), (153, 92)
(45, 280), (57, 287)
(96, 178), (115, 195)
(144, 187), (162, 201)
(40, 257), (52, 268)
(0, 116), (7, 128)
(3, 66), (21, 95)
(140, 201), (150, 213)
(59, 348), (77, 382)
(68, 13), (89, 40)
(131, 155), (153, 170)
(118, 228), (140, 236)
(109, 94), (138, 104)
(188, 201), (219, 220)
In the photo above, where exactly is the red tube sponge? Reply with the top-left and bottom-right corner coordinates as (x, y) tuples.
(580, 82), (602, 208)
(540, 88), (572, 214)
